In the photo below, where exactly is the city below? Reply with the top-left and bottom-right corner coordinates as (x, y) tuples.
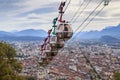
(9, 39), (120, 80)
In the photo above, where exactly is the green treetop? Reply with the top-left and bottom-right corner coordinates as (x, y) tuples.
(113, 72), (120, 80)
(0, 42), (23, 80)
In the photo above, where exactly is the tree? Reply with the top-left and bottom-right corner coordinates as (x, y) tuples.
(113, 72), (120, 80)
(0, 42), (23, 80)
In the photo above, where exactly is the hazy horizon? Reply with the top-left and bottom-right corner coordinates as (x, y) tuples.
(0, 23), (119, 33)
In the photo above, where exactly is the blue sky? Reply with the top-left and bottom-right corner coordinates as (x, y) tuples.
(0, 0), (119, 32)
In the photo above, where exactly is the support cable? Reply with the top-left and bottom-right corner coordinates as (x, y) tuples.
(80, 6), (105, 32)
(71, 0), (92, 23)
(74, 0), (104, 32)
(70, 0), (84, 22)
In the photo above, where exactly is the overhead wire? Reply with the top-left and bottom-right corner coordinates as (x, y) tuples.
(63, 0), (72, 13)
(71, 0), (92, 23)
(59, 0), (111, 79)
(75, 0), (112, 31)
(80, 6), (105, 32)
(58, 0), (110, 49)
(60, 0), (105, 52)
(70, 0), (84, 22)
(74, 0), (104, 32)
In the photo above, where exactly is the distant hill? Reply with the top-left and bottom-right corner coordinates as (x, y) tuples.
(100, 35), (120, 43)
(0, 31), (13, 37)
(101, 24), (120, 38)
(0, 24), (120, 41)
(0, 36), (44, 41)
(14, 29), (47, 37)
(0, 29), (47, 41)
(75, 24), (120, 39)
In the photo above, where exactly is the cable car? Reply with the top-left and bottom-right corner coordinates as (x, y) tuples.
(44, 43), (57, 63)
(38, 54), (48, 66)
(50, 36), (64, 50)
(45, 44), (51, 54)
(56, 22), (73, 41)
(50, 36), (57, 47)
(45, 44), (57, 58)
(57, 39), (64, 48)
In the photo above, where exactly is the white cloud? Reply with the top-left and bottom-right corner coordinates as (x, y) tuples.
(0, 0), (119, 32)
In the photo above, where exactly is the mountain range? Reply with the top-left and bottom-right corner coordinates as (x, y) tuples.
(74, 24), (120, 40)
(0, 24), (120, 41)
(0, 29), (47, 41)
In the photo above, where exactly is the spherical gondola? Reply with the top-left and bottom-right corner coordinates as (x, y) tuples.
(56, 22), (73, 41)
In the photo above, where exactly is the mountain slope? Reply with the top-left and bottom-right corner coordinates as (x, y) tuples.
(0, 29), (47, 41)
(0, 24), (120, 41)
(0, 31), (13, 37)
(76, 24), (120, 39)
(100, 35), (120, 43)
(14, 29), (47, 37)
(0, 36), (44, 41)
